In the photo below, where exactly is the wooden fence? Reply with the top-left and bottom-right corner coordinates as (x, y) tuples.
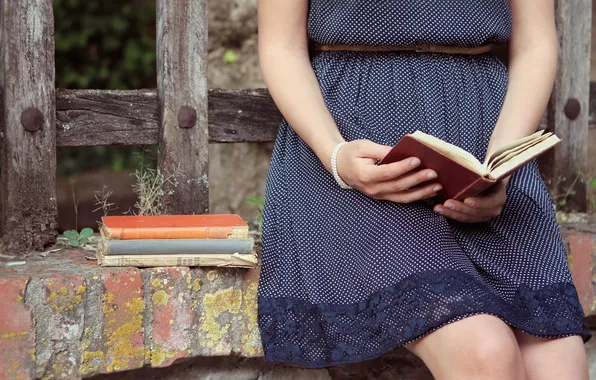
(0, 0), (592, 254)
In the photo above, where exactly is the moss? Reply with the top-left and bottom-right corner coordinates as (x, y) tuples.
(207, 270), (219, 281)
(104, 297), (145, 372)
(1, 331), (29, 339)
(151, 278), (162, 288)
(80, 351), (104, 376)
(199, 287), (242, 351)
(240, 282), (263, 356)
(192, 278), (201, 292)
(47, 285), (84, 312)
(149, 344), (178, 367)
(152, 290), (169, 307)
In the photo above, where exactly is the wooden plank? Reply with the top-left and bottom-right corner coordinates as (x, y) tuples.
(1, 0), (58, 252)
(52, 82), (596, 147)
(56, 89), (159, 146)
(55, 89), (282, 146)
(542, 0), (592, 211)
(156, 0), (209, 214)
(207, 88), (282, 143)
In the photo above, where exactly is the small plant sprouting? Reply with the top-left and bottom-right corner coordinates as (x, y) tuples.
(63, 228), (94, 248)
(245, 196), (265, 233)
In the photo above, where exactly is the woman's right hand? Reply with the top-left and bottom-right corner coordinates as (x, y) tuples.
(334, 140), (442, 203)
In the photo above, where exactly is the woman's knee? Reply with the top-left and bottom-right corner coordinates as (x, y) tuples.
(407, 315), (525, 379)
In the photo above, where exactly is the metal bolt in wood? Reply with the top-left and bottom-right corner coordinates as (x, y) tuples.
(20, 107), (44, 132)
(178, 106), (197, 128)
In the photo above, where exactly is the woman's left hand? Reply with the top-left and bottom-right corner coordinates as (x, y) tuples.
(434, 177), (509, 223)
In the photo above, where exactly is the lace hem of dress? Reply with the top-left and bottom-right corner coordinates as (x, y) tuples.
(258, 270), (592, 368)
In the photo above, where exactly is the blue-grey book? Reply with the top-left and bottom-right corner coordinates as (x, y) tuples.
(103, 238), (254, 255)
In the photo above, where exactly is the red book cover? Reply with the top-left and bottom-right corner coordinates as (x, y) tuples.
(101, 214), (249, 240)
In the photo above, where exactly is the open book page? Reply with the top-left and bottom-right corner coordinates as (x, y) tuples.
(488, 133), (552, 172)
(483, 130), (546, 168)
(410, 131), (486, 174)
(488, 134), (561, 179)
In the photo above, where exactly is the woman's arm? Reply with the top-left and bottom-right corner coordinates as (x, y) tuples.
(486, 0), (557, 156)
(257, 0), (343, 168)
(435, 0), (557, 222)
(258, 0), (441, 203)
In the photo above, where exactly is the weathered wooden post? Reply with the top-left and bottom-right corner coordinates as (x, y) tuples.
(0, 0), (58, 252)
(543, 0), (592, 211)
(156, 0), (209, 215)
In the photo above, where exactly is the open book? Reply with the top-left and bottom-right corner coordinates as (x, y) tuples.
(379, 130), (560, 201)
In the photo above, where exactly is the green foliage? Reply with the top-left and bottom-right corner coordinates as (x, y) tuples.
(245, 197), (265, 233)
(54, 0), (158, 177)
(223, 49), (239, 64)
(64, 228), (94, 247)
(54, 0), (156, 90)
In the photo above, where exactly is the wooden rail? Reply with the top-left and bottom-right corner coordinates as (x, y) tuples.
(0, 0), (593, 253)
(55, 84), (596, 148)
(55, 89), (281, 146)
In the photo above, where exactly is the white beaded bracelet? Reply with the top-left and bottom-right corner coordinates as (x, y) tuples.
(330, 142), (352, 190)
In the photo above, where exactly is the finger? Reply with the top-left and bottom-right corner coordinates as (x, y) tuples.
(381, 183), (440, 204)
(362, 156), (422, 184)
(442, 200), (502, 218)
(463, 183), (507, 209)
(354, 140), (394, 160)
(373, 169), (439, 194)
(434, 205), (490, 223)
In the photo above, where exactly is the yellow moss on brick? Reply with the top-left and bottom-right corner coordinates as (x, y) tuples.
(80, 351), (104, 376)
(149, 344), (178, 367)
(151, 278), (162, 288)
(152, 290), (169, 307)
(199, 287), (242, 351)
(207, 270), (219, 281)
(192, 278), (201, 292)
(240, 282), (263, 356)
(1, 331), (29, 339)
(47, 285), (84, 312)
(101, 293), (115, 315)
(104, 297), (145, 372)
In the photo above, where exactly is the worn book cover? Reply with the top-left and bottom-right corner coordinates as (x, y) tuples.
(101, 214), (249, 240)
(379, 130), (560, 201)
(97, 243), (258, 268)
(100, 237), (255, 255)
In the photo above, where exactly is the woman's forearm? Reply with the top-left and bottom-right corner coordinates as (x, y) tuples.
(487, 41), (558, 157)
(259, 45), (344, 171)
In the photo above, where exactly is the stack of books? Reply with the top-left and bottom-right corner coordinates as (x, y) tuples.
(96, 214), (257, 268)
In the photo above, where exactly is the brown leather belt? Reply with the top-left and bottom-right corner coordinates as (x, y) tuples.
(314, 43), (494, 55)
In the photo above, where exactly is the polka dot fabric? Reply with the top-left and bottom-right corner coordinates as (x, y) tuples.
(258, 0), (591, 368)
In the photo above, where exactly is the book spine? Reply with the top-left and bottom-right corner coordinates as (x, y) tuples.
(452, 177), (495, 201)
(98, 253), (258, 268)
(106, 226), (249, 240)
(104, 238), (254, 255)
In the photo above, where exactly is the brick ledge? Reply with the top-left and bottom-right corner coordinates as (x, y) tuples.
(1, 220), (595, 379)
(0, 249), (262, 379)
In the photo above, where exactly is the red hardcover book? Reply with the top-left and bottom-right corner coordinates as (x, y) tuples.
(101, 214), (249, 240)
(379, 130), (561, 201)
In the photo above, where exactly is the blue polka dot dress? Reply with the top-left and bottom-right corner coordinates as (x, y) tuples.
(258, 0), (592, 368)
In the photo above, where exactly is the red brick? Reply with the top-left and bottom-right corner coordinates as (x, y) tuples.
(564, 232), (595, 315)
(148, 267), (193, 367)
(0, 276), (34, 380)
(99, 269), (145, 373)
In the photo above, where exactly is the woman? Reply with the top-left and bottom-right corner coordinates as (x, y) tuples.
(257, 1), (591, 378)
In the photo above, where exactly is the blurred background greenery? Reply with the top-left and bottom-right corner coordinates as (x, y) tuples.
(55, 0), (157, 178)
